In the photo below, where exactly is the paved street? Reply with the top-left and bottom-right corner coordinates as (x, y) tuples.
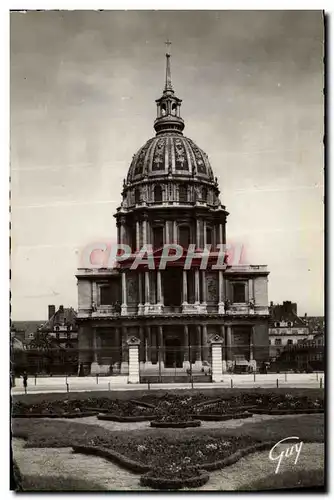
(11, 372), (325, 395)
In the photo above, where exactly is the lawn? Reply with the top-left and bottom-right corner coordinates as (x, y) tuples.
(12, 413), (324, 449)
(19, 475), (108, 492)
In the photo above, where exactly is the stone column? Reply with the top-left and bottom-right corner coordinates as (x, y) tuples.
(136, 221), (140, 251)
(201, 271), (207, 305)
(219, 224), (223, 245)
(194, 324), (202, 368)
(210, 335), (224, 382)
(127, 337), (140, 384)
(121, 326), (129, 373)
(195, 269), (200, 305)
(196, 219), (200, 248)
(120, 221), (127, 245)
(146, 219), (151, 245)
(144, 271), (150, 313)
(92, 282), (98, 308)
(218, 270), (225, 314)
(158, 325), (164, 369)
(226, 325), (233, 369)
(182, 270), (188, 304)
(183, 325), (190, 370)
(202, 324), (208, 362)
(138, 273), (144, 314)
(143, 216), (148, 245)
(249, 326), (257, 371)
(220, 325), (227, 372)
(121, 272), (127, 315)
(114, 327), (121, 366)
(173, 220), (177, 243)
(203, 220), (207, 246)
(145, 326), (152, 367)
(156, 270), (163, 311)
(165, 221), (170, 244)
(90, 328), (99, 375)
(139, 326), (145, 364)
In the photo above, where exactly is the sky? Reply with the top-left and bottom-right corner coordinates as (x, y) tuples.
(10, 10), (324, 320)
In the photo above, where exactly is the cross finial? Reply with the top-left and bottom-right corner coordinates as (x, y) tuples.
(165, 39), (172, 56)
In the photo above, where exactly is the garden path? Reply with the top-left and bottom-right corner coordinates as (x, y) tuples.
(51, 412), (314, 432)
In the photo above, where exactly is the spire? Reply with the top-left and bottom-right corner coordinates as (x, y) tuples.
(154, 42), (185, 135)
(164, 40), (173, 93)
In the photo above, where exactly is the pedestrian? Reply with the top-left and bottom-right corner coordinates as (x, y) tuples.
(23, 371), (28, 393)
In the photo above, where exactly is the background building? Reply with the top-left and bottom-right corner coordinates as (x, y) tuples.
(268, 301), (310, 359)
(76, 49), (270, 378)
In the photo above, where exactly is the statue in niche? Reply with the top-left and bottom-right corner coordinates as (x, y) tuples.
(207, 278), (218, 301)
(127, 277), (138, 302)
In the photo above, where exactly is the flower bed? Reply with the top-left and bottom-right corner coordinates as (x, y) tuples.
(11, 392), (324, 424)
(140, 467), (209, 490)
(150, 420), (201, 428)
(129, 399), (156, 409)
(72, 445), (150, 473)
(12, 398), (154, 418)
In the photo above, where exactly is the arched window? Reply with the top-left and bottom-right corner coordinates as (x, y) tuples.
(172, 103), (177, 116)
(154, 185), (162, 203)
(161, 105), (166, 117)
(179, 184), (188, 203)
(202, 187), (208, 202)
(135, 188), (141, 204)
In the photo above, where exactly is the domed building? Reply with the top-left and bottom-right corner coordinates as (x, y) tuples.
(76, 48), (270, 379)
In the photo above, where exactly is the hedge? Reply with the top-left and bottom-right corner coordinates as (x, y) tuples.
(12, 412), (98, 419)
(97, 414), (155, 422)
(72, 445), (150, 473)
(194, 411), (254, 422)
(150, 420), (201, 428)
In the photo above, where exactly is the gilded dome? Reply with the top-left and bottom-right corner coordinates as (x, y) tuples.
(126, 133), (214, 184)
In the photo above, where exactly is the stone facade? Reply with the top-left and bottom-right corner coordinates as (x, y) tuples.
(76, 50), (270, 378)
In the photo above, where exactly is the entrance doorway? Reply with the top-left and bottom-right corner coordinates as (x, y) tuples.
(165, 337), (183, 368)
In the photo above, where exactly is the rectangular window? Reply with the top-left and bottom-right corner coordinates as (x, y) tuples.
(287, 339), (293, 345)
(179, 226), (191, 248)
(153, 226), (164, 250)
(100, 284), (120, 305)
(232, 282), (246, 303)
(275, 338), (282, 346)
